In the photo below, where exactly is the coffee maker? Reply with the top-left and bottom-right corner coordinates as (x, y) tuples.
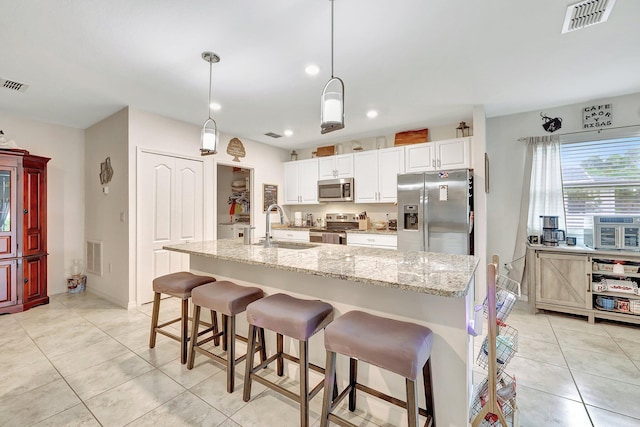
(540, 215), (566, 246)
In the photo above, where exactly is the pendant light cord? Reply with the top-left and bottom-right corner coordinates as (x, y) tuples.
(330, 0), (334, 79)
(208, 60), (213, 120)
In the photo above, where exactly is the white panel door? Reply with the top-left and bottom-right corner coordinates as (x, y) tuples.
(137, 151), (203, 305)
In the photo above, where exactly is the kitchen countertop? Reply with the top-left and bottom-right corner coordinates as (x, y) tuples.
(346, 229), (397, 235)
(528, 243), (640, 257)
(164, 239), (478, 297)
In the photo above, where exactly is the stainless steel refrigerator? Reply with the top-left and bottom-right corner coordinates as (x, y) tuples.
(397, 169), (474, 255)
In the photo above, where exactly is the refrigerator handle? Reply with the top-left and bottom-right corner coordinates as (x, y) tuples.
(420, 188), (428, 251)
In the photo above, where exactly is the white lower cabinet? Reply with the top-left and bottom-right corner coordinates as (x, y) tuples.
(271, 229), (310, 242)
(347, 233), (397, 249)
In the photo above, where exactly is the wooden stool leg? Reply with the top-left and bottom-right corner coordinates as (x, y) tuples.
(226, 314), (236, 393)
(423, 358), (435, 422)
(243, 324), (257, 402)
(187, 305), (201, 369)
(276, 333), (284, 376)
(180, 298), (189, 364)
(221, 314), (228, 351)
(211, 310), (220, 346)
(406, 378), (419, 427)
(348, 357), (358, 411)
(299, 339), (309, 427)
(258, 327), (267, 363)
(149, 292), (161, 348)
(320, 350), (337, 427)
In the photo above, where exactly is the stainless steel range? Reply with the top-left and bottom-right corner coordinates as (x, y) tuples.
(309, 213), (358, 245)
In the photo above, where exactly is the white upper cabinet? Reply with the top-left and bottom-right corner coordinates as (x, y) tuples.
(283, 158), (319, 205)
(405, 137), (471, 173)
(318, 154), (354, 179)
(354, 147), (404, 203)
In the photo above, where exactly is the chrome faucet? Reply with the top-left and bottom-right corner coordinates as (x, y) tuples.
(264, 204), (284, 247)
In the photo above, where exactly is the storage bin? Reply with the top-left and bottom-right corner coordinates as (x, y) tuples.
(615, 297), (630, 312)
(595, 296), (614, 310)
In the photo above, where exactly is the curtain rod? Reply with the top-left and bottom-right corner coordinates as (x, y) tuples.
(518, 123), (640, 142)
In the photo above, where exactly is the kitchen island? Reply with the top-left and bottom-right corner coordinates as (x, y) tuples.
(165, 239), (479, 427)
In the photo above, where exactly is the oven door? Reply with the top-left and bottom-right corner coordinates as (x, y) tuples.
(596, 225), (619, 249)
(309, 231), (347, 244)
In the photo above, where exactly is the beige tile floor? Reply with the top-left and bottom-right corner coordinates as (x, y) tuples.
(1, 292), (640, 426)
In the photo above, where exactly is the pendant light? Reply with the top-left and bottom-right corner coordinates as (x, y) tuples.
(201, 51), (220, 156)
(320, 0), (344, 134)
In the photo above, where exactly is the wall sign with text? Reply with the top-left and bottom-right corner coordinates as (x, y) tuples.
(583, 104), (612, 129)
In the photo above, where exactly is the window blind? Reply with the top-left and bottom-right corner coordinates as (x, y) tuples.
(560, 136), (640, 232)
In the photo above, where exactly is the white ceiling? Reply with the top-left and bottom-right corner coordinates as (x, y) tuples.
(1, 0), (639, 150)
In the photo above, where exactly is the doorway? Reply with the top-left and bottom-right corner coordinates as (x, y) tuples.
(216, 163), (253, 239)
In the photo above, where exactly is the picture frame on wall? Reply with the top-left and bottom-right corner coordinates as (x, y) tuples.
(263, 183), (278, 212)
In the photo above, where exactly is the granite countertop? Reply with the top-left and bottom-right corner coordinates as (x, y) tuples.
(164, 239), (478, 297)
(271, 225), (313, 230)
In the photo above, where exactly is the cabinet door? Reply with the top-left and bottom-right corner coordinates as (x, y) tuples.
(0, 259), (17, 308)
(405, 143), (435, 173)
(354, 151), (378, 203)
(24, 255), (46, 303)
(0, 161), (18, 259)
(378, 147), (404, 203)
(535, 252), (589, 309)
(334, 154), (354, 178)
(318, 157), (336, 180)
(436, 138), (470, 170)
(299, 159), (318, 204)
(283, 162), (301, 204)
(23, 165), (46, 255)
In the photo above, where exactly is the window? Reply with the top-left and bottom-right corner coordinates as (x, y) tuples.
(560, 135), (640, 234)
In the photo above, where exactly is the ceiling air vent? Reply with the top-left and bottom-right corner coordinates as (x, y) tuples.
(0, 78), (29, 93)
(561, 0), (616, 33)
(264, 132), (282, 138)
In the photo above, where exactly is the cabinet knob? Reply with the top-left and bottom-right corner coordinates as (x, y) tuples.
(24, 209), (28, 214)
(24, 278), (29, 283)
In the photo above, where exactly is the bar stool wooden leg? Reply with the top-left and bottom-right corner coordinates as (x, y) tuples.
(226, 314), (236, 393)
(299, 339), (309, 427)
(276, 333), (284, 376)
(149, 292), (161, 348)
(211, 310), (220, 346)
(349, 358), (358, 411)
(406, 378), (419, 427)
(259, 328), (267, 363)
(180, 298), (189, 364)
(423, 358), (434, 421)
(243, 324), (257, 402)
(320, 351), (336, 427)
(187, 304), (202, 369)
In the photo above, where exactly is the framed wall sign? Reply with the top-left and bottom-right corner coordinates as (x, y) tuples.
(263, 184), (278, 212)
(583, 104), (613, 129)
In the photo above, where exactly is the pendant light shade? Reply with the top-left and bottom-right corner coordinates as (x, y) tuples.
(320, 0), (344, 134)
(201, 51), (220, 156)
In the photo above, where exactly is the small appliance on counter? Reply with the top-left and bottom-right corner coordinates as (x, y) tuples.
(584, 215), (640, 251)
(540, 215), (565, 247)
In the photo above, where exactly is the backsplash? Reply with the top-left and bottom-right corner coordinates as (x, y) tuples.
(282, 203), (397, 226)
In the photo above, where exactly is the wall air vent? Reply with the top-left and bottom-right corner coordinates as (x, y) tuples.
(0, 78), (29, 93)
(264, 132), (282, 138)
(86, 240), (103, 276)
(561, 0), (616, 33)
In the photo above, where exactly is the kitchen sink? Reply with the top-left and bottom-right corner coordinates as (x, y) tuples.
(254, 241), (319, 250)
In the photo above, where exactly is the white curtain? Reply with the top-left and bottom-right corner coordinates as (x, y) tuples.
(508, 135), (565, 296)
(527, 135), (566, 235)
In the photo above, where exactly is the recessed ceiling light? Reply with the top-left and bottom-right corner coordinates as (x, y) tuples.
(210, 102), (221, 111)
(305, 65), (320, 76)
(366, 110), (378, 119)
(284, 129), (294, 137)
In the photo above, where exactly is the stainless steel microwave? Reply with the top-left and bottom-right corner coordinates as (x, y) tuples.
(317, 178), (354, 202)
(584, 215), (640, 251)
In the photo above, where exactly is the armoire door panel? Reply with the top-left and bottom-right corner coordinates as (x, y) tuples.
(0, 260), (17, 308)
(24, 256), (45, 302)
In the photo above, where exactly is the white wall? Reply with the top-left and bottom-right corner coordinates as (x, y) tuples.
(84, 108), (129, 306)
(0, 113), (85, 295)
(486, 91), (640, 297)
